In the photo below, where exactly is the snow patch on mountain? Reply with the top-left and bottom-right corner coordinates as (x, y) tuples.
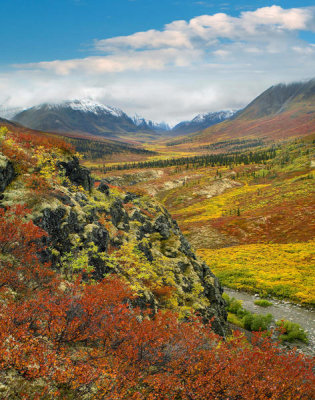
(33, 99), (124, 118)
(192, 110), (236, 124)
(66, 99), (124, 117)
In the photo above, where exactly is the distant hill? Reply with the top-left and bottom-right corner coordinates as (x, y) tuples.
(12, 99), (156, 138)
(172, 110), (236, 136)
(0, 117), (29, 132)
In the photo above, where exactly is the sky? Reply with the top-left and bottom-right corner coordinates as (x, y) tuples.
(0, 0), (314, 124)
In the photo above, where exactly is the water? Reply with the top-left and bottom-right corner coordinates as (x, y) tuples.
(224, 287), (315, 355)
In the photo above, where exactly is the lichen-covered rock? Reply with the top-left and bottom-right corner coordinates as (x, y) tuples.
(58, 157), (94, 191)
(110, 198), (129, 229)
(0, 153), (15, 193)
(97, 180), (110, 196)
(154, 214), (171, 239)
(1, 152), (228, 336)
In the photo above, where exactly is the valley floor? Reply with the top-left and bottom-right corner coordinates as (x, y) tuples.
(96, 136), (315, 308)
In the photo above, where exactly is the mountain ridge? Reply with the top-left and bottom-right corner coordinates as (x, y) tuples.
(7, 100), (238, 139)
(166, 79), (315, 147)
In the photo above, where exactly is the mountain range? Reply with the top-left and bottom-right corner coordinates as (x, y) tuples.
(1, 100), (235, 139)
(1, 79), (314, 143)
(11, 100), (145, 138)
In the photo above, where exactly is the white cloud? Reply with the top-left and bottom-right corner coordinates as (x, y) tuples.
(94, 6), (314, 53)
(18, 48), (203, 75)
(16, 6), (315, 76)
(1, 6), (314, 124)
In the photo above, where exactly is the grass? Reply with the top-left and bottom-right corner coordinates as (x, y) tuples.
(254, 299), (273, 307)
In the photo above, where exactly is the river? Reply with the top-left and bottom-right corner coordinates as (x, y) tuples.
(224, 287), (315, 355)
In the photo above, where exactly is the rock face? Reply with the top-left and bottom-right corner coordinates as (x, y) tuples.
(58, 157), (94, 191)
(0, 153), (15, 193)
(1, 157), (228, 336)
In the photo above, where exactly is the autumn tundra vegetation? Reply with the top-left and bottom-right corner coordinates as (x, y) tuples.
(0, 120), (314, 400)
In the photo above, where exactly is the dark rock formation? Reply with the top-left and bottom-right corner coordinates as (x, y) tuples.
(58, 157), (94, 191)
(97, 180), (110, 196)
(0, 153), (15, 193)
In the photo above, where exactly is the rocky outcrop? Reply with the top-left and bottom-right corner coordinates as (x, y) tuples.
(1, 155), (228, 336)
(0, 153), (15, 193)
(58, 157), (94, 191)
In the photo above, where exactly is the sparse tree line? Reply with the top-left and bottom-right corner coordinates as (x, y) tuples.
(67, 137), (156, 159)
(103, 148), (277, 172)
(199, 138), (267, 152)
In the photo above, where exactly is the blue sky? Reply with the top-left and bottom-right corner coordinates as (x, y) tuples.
(0, 1), (314, 123)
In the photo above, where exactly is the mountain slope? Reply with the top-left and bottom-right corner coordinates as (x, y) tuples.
(12, 99), (154, 138)
(236, 79), (315, 120)
(167, 79), (315, 148)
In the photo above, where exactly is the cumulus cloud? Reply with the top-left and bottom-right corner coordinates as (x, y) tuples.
(2, 6), (315, 123)
(95, 6), (314, 52)
(16, 6), (315, 76)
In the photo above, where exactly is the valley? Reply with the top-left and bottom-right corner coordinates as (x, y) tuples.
(0, 78), (314, 397)
(94, 136), (314, 306)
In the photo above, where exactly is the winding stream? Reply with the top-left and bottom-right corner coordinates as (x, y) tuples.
(224, 287), (315, 355)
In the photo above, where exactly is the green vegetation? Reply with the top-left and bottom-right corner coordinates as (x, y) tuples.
(198, 241), (315, 306)
(223, 293), (309, 344)
(276, 320), (309, 344)
(254, 299), (273, 307)
(223, 293), (273, 332)
(243, 313), (273, 332)
(199, 138), (266, 152)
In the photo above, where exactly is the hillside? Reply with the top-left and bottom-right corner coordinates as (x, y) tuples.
(163, 79), (315, 151)
(237, 79), (315, 120)
(0, 123), (228, 329)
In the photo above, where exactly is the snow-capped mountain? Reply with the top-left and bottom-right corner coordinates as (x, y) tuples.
(33, 99), (124, 118)
(133, 114), (171, 133)
(172, 110), (237, 136)
(12, 100), (153, 137)
(9, 98), (238, 139)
